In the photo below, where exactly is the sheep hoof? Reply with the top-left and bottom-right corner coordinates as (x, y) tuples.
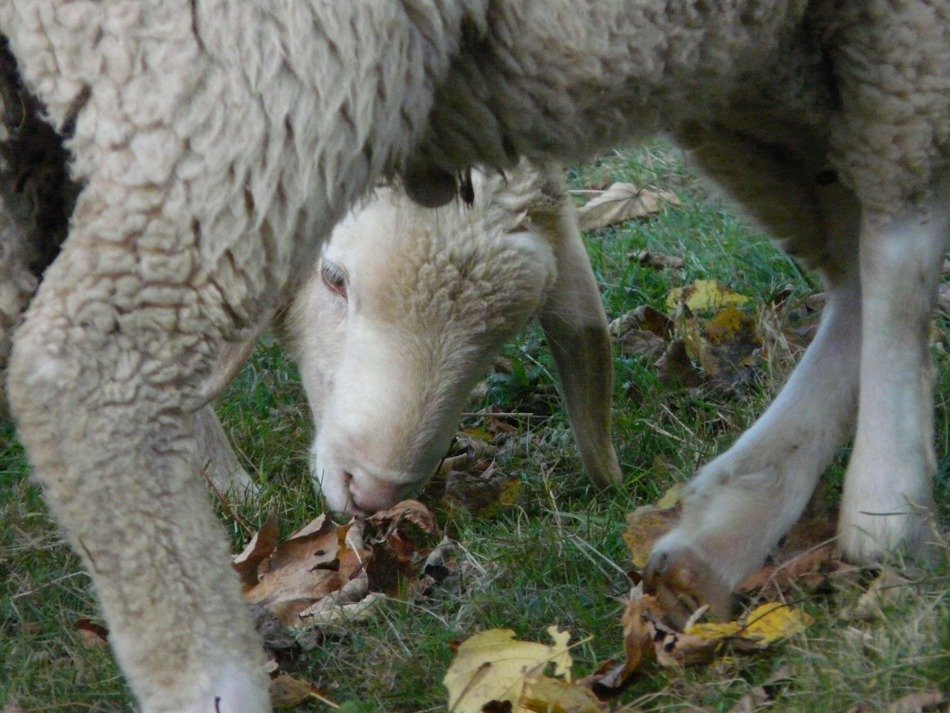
(643, 545), (733, 627)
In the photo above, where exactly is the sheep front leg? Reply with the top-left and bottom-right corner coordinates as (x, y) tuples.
(539, 196), (622, 488)
(645, 273), (862, 617)
(7, 212), (270, 712)
(839, 190), (948, 561)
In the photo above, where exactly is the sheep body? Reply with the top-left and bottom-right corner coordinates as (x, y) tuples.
(0, 1), (944, 710)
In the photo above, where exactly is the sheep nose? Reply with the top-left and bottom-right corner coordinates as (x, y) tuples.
(345, 469), (404, 513)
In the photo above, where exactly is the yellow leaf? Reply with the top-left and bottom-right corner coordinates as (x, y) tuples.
(622, 484), (683, 568)
(656, 483), (683, 510)
(686, 603), (812, 648)
(686, 620), (744, 641)
(518, 676), (602, 713)
(741, 603), (812, 645)
(623, 506), (680, 569)
(666, 280), (750, 312)
(444, 627), (575, 713)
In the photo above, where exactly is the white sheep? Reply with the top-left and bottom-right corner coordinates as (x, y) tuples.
(287, 163), (620, 513)
(0, 1), (945, 710)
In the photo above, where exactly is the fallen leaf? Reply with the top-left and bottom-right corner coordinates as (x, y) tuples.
(298, 590), (385, 628)
(74, 618), (109, 648)
(519, 676), (602, 712)
(445, 462), (521, 517)
(623, 502), (681, 569)
(737, 544), (858, 599)
(367, 499), (437, 535)
(688, 603), (812, 650)
(444, 627), (575, 713)
(270, 673), (336, 709)
(628, 249), (684, 270)
(592, 588), (812, 695)
(233, 513), (280, 588)
(244, 516), (369, 627)
(843, 570), (912, 622)
(619, 329), (667, 360)
(609, 305), (672, 340)
(666, 280), (750, 313)
(576, 183), (680, 232)
(655, 339), (703, 388)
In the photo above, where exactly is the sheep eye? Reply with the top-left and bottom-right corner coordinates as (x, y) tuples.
(320, 259), (348, 298)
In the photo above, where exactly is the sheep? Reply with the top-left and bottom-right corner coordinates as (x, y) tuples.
(0, 0), (945, 710)
(287, 163), (620, 514)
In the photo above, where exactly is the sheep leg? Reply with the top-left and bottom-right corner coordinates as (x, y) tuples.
(7, 198), (271, 712)
(645, 126), (864, 619)
(193, 405), (258, 501)
(645, 272), (861, 616)
(539, 193), (622, 488)
(838, 188), (948, 561)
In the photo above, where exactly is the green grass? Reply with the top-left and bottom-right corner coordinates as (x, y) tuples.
(1, 143), (947, 712)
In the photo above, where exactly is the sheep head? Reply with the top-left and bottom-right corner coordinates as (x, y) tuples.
(288, 167), (559, 515)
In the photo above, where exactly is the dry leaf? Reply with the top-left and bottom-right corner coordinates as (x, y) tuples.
(367, 499), (437, 535)
(687, 603), (812, 650)
(666, 280), (750, 313)
(623, 502), (682, 569)
(593, 588), (811, 696)
(519, 676), (602, 713)
(629, 249), (684, 270)
(444, 627), (575, 713)
(244, 516), (369, 627)
(619, 329), (667, 360)
(737, 544), (858, 599)
(269, 673), (336, 709)
(444, 462), (521, 517)
(233, 513), (280, 588)
(609, 305), (672, 340)
(74, 618), (109, 648)
(576, 182), (680, 232)
(843, 570), (912, 622)
(655, 339), (703, 388)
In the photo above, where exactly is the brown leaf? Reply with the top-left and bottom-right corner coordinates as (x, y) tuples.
(74, 618), (109, 648)
(576, 183), (680, 232)
(233, 513), (280, 588)
(367, 499), (436, 535)
(609, 305), (673, 340)
(445, 463), (521, 517)
(269, 673), (336, 709)
(843, 570), (912, 622)
(244, 517), (369, 627)
(629, 249), (684, 270)
(619, 329), (667, 360)
(655, 339), (703, 388)
(737, 544), (855, 599)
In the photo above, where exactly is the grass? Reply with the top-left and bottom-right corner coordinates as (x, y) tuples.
(1, 143), (947, 712)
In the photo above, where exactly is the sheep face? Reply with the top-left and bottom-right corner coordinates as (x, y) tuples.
(290, 175), (557, 515)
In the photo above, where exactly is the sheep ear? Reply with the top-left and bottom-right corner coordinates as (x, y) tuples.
(538, 199), (622, 488)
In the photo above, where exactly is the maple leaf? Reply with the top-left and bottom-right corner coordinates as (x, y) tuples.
(242, 516), (369, 627)
(444, 627), (592, 713)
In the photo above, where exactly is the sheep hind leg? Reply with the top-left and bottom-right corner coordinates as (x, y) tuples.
(644, 126), (863, 621)
(7, 197), (271, 711)
(839, 183), (948, 563)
